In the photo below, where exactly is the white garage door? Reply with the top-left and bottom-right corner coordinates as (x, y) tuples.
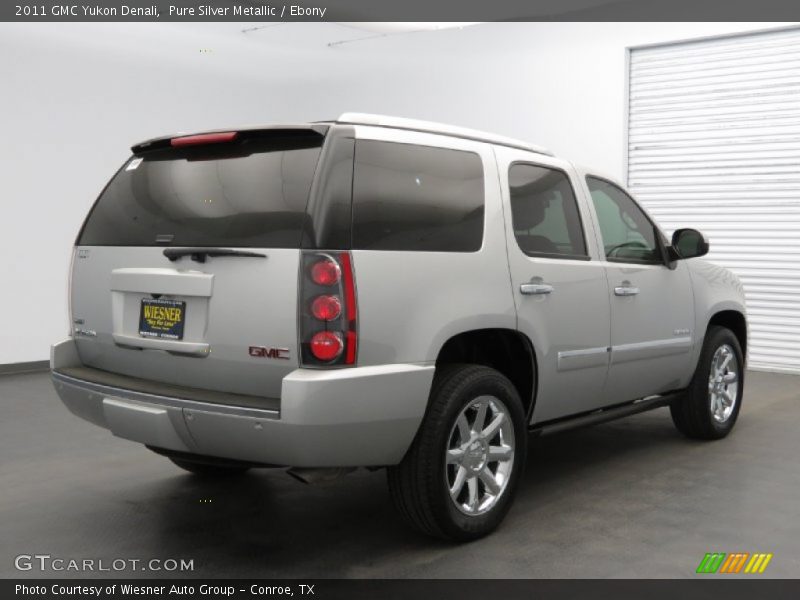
(628, 27), (800, 373)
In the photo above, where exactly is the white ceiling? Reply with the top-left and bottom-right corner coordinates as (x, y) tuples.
(184, 21), (489, 49)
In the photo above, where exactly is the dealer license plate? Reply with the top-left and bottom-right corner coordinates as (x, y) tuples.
(138, 298), (186, 340)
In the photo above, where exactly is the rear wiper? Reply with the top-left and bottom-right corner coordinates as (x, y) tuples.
(163, 248), (267, 263)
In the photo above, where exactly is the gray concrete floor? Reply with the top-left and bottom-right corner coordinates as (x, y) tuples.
(0, 370), (798, 579)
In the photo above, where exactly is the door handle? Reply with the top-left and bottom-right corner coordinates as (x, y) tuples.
(614, 285), (640, 296)
(520, 283), (554, 295)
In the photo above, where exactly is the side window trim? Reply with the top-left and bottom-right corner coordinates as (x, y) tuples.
(585, 174), (668, 267)
(509, 160), (592, 262)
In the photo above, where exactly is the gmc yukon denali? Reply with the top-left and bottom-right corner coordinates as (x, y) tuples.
(51, 114), (747, 540)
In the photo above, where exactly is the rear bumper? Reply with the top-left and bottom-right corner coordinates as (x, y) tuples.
(50, 339), (434, 467)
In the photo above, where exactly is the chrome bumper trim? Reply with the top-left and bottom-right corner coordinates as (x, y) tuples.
(51, 371), (280, 420)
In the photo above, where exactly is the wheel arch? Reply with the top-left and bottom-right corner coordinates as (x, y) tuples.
(707, 309), (748, 363)
(433, 328), (537, 420)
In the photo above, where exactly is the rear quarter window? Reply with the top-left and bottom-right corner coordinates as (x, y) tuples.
(351, 140), (485, 252)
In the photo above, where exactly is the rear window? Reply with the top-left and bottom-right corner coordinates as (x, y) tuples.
(351, 140), (485, 252)
(78, 131), (324, 247)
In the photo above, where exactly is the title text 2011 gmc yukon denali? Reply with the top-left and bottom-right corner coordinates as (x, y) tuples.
(51, 114), (747, 541)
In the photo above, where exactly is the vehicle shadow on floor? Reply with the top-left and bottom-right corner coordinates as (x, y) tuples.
(131, 409), (686, 576)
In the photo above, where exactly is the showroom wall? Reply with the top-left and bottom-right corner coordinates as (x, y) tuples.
(1, 23), (330, 365)
(0, 21), (793, 365)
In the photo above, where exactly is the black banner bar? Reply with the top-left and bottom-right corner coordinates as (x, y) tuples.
(5, 0), (800, 22)
(5, 579), (800, 600)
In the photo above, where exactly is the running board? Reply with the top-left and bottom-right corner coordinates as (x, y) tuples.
(530, 393), (681, 436)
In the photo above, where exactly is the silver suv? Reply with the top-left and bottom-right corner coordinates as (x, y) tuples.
(52, 113), (747, 541)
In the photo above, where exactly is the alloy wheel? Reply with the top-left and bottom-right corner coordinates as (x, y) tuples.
(445, 395), (515, 516)
(708, 343), (739, 423)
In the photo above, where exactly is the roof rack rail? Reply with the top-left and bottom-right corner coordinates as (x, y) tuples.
(335, 113), (553, 156)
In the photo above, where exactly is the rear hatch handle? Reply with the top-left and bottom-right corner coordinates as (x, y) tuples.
(163, 248), (267, 263)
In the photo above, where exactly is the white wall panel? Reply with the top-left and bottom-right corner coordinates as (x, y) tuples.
(1, 21), (792, 364)
(629, 28), (800, 373)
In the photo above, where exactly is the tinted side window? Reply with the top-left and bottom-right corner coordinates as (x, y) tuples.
(352, 141), (484, 252)
(508, 164), (587, 259)
(586, 177), (661, 264)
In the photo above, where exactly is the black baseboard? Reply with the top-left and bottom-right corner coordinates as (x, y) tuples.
(0, 360), (49, 375)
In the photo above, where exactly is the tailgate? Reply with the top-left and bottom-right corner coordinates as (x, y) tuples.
(69, 128), (326, 398)
(71, 246), (299, 399)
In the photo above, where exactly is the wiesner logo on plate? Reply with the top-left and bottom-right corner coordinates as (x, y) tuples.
(696, 552), (773, 574)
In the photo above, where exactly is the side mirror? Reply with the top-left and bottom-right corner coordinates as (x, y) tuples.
(671, 228), (709, 260)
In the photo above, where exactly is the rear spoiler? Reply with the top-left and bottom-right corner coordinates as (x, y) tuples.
(131, 123), (330, 154)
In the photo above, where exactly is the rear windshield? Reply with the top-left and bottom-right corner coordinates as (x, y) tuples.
(78, 131), (324, 247)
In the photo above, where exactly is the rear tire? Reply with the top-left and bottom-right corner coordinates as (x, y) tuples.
(168, 457), (250, 477)
(670, 326), (744, 440)
(387, 364), (527, 541)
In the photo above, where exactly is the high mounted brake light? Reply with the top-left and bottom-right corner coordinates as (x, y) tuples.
(170, 131), (238, 147)
(299, 251), (358, 367)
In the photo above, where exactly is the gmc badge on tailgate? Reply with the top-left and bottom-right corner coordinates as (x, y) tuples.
(249, 346), (290, 360)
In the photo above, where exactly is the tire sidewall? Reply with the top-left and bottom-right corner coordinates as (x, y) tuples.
(427, 368), (527, 541)
(696, 327), (745, 437)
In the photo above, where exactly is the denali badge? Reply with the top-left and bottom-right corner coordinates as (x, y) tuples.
(74, 328), (97, 338)
(249, 346), (290, 360)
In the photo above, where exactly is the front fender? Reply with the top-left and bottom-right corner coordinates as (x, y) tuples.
(686, 259), (747, 367)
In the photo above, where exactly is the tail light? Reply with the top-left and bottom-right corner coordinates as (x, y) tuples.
(299, 251), (358, 367)
(311, 295), (342, 321)
(309, 331), (344, 361)
(310, 259), (341, 286)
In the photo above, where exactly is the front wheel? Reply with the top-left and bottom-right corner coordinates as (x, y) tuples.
(670, 325), (744, 440)
(387, 365), (527, 541)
